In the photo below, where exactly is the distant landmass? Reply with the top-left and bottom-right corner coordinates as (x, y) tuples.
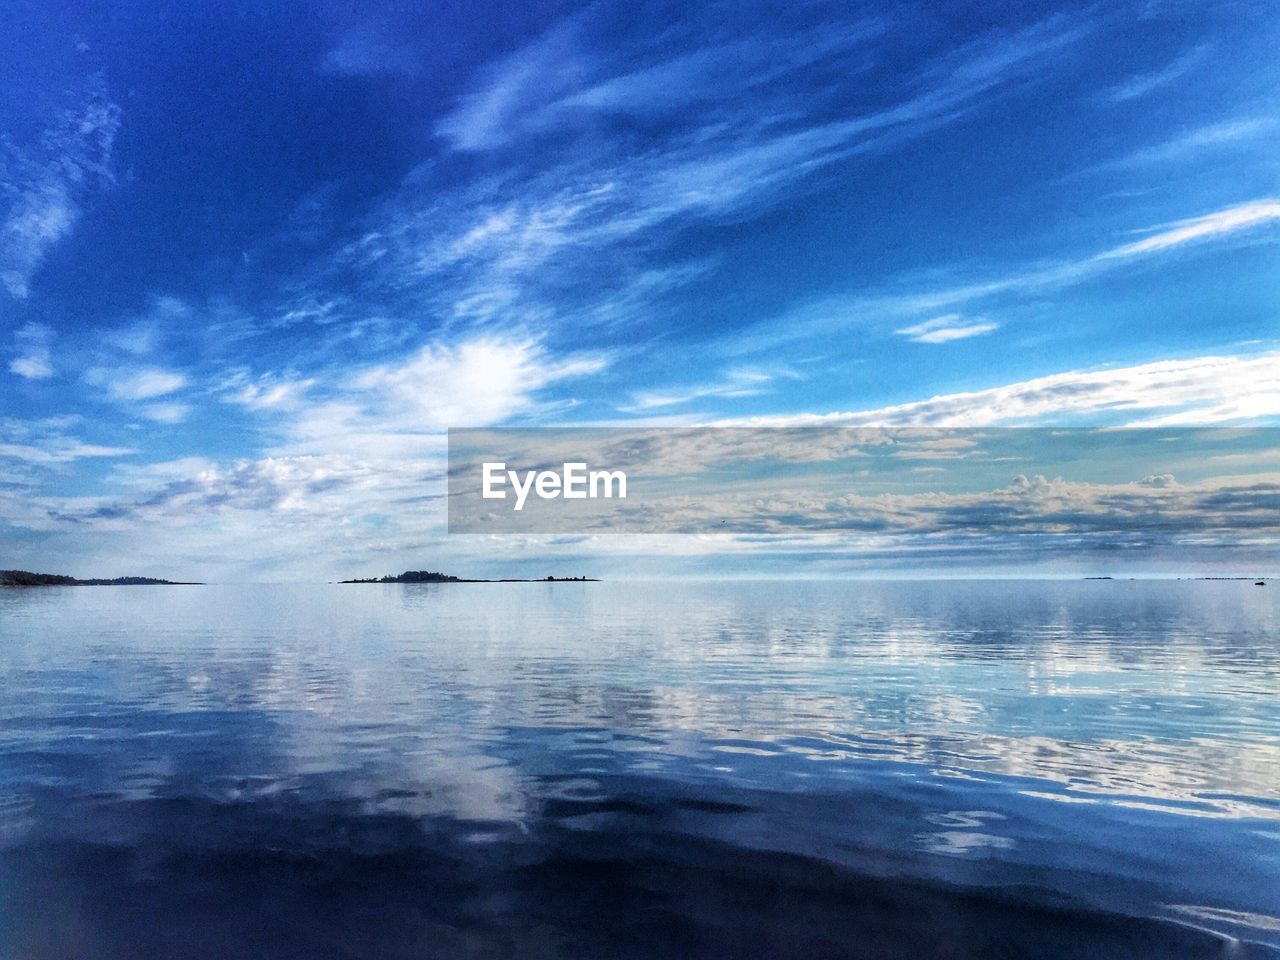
(340, 570), (597, 584)
(0, 570), (201, 586)
(1084, 576), (1269, 583)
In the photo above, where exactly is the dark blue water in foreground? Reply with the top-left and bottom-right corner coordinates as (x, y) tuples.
(1, 580), (1277, 958)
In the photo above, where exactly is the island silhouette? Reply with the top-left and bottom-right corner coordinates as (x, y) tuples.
(340, 570), (597, 584)
(3, 568), (595, 586)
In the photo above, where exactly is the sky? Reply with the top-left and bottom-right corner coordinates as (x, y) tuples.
(1, 0), (1278, 580)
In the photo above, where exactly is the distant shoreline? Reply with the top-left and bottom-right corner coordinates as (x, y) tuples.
(3, 568), (1268, 587)
(1086, 576), (1268, 582)
(0, 570), (202, 587)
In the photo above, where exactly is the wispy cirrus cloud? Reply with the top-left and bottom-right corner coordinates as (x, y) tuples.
(282, 10), (1093, 349)
(896, 315), (999, 344)
(84, 366), (191, 424)
(1088, 116), (1276, 171)
(620, 367), (781, 412)
(320, 23), (423, 77)
(93, 367), (187, 401)
(9, 322), (55, 379)
(221, 372), (316, 412)
(731, 352), (1280, 427)
(728, 198), (1280, 354)
(0, 76), (120, 298)
(896, 199), (1280, 315)
(1100, 44), (1208, 103)
(0, 415), (134, 466)
(101, 295), (191, 356)
(436, 14), (891, 153)
(1099, 200), (1280, 260)
(0, 438), (134, 466)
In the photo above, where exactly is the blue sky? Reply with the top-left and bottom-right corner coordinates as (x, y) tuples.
(1, 0), (1278, 579)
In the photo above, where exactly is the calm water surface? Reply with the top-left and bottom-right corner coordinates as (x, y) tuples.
(0, 580), (1277, 958)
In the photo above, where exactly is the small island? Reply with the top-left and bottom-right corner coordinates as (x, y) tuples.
(1, 569), (202, 586)
(340, 570), (597, 584)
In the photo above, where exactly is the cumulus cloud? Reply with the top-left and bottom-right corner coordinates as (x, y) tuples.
(14, 334), (609, 575)
(445, 422), (1280, 541)
(57, 455), (382, 525)
(448, 423), (1280, 546)
(37, 422), (1280, 581)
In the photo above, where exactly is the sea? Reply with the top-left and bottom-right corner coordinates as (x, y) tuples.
(0, 580), (1277, 958)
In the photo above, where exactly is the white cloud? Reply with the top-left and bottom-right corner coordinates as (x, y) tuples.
(1100, 45), (1207, 103)
(892, 199), (1280, 315)
(138, 402), (191, 424)
(436, 18), (891, 153)
(101, 295), (191, 355)
(109, 456), (221, 485)
(0, 416), (134, 465)
(729, 352), (1280, 427)
(729, 198), (1280, 354)
(595, 471), (1280, 539)
(92, 455), (383, 520)
(88, 367), (188, 401)
(9, 356), (53, 380)
(0, 77), (121, 298)
(896, 315), (999, 344)
(1098, 200), (1280, 260)
(223, 373), (315, 411)
(8, 322), (54, 379)
(80, 365), (191, 423)
(18, 334), (611, 574)
(621, 368), (778, 412)
(321, 24), (422, 77)
(307, 11), (1092, 344)
(1093, 116), (1275, 170)
(0, 440), (134, 465)
(435, 20), (587, 152)
(274, 335), (608, 459)
(354, 337), (602, 424)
